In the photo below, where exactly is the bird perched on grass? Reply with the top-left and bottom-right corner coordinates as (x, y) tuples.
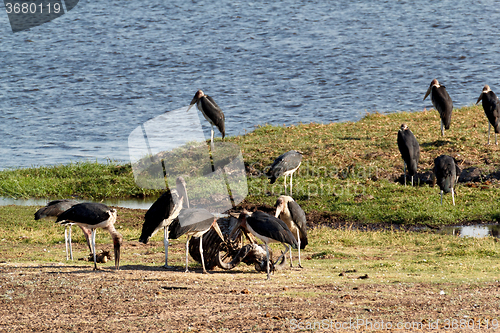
(266, 150), (303, 196)
(274, 196), (308, 268)
(424, 79), (453, 136)
(169, 208), (224, 273)
(397, 124), (420, 186)
(476, 85), (500, 145)
(56, 202), (122, 270)
(433, 155), (460, 206)
(187, 89), (225, 150)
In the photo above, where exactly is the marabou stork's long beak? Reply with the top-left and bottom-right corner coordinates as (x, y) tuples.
(274, 198), (284, 219)
(186, 90), (204, 112)
(476, 93), (484, 105)
(229, 214), (246, 239)
(211, 219), (225, 242)
(423, 86), (431, 101)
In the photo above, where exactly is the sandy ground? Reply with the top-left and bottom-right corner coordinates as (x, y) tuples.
(0, 245), (499, 333)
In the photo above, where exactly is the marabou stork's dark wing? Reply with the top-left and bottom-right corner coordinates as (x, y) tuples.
(248, 211), (298, 249)
(35, 199), (79, 220)
(139, 190), (180, 243)
(433, 155), (456, 193)
(201, 95), (225, 138)
(56, 202), (112, 226)
(483, 91), (500, 133)
(397, 129), (420, 176)
(169, 208), (215, 239)
(287, 200), (308, 249)
(266, 150), (303, 183)
(432, 85), (453, 129)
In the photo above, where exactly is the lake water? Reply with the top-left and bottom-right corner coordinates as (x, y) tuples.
(1, 1), (500, 169)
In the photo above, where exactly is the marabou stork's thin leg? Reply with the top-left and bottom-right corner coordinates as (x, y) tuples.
(273, 244), (290, 267)
(68, 225), (73, 260)
(265, 243), (270, 280)
(163, 226), (170, 268)
(296, 229), (303, 268)
(441, 119), (444, 136)
(210, 125), (215, 151)
(440, 191), (444, 205)
(283, 174), (287, 195)
(64, 226), (69, 261)
(199, 235), (207, 274)
(452, 188), (455, 206)
(290, 172), (294, 196)
(185, 236), (191, 273)
(91, 229), (98, 270)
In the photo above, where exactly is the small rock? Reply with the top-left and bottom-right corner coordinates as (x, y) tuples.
(241, 288), (251, 294)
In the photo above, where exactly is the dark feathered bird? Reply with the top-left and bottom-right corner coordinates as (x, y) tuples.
(231, 210), (298, 280)
(266, 150), (303, 196)
(187, 90), (225, 150)
(433, 155), (461, 206)
(169, 208), (224, 273)
(275, 196), (308, 268)
(56, 202), (122, 270)
(476, 85), (500, 145)
(397, 124), (420, 186)
(139, 187), (183, 268)
(424, 79), (453, 136)
(35, 199), (91, 260)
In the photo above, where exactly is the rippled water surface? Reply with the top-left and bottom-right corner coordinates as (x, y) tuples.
(2, 1), (500, 169)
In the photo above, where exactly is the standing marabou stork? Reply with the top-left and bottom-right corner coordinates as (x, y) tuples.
(231, 210), (297, 280)
(187, 90), (225, 150)
(169, 208), (224, 273)
(424, 79), (453, 136)
(139, 188), (183, 268)
(274, 196), (308, 268)
(35, 199), (92, 260)
(433, 155), (461, 206)
(266, 150), (303, 196)
(397, 124), (420, 186)
(56, 202), (122, 270)
(476, 85), (500, 145)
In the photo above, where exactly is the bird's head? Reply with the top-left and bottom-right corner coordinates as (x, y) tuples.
(274, 195), (292, 218)
(400, 123), (409, 131)
(476, 85), (491, 104)
(186, 90), (205, 112)
(423, 79), (440, 100)
(229, 209), (250, 238)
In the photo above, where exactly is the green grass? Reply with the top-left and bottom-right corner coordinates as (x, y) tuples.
(1, 105), (500, 225)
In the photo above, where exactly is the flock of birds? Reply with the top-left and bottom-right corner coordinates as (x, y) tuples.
(33, 90), (308, 279)
(33, 81), (498, 278)
(398, 79), (500, 205)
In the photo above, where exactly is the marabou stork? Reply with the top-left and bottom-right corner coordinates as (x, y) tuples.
(56, 202), (122, 270)
(139, 187), (183, 268)
(424, 79), (453, 136)
(35, 199), (91, 260)
(266, 150), (303, 196)
(397, 124), (420, 186)
(169, 208), (224, 273)
(231, 210), (298, 280)
(476, 85), (500, 145)
(433, 155), (460, 206)
(187, 90), (225, 150)
(274, 196), (308, 268)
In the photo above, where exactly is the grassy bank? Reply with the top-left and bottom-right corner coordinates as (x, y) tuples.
(1, 105), (500, 225)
